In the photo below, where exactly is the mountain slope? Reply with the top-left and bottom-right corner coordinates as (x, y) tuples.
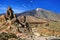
(18, 15), (47, 23)
(18, 8), (60, 21)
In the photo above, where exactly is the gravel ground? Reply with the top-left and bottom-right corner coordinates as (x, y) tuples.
(25, 36), (60, 40)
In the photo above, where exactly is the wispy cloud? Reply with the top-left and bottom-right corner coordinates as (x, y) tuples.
(0, 4), (7, 10)
(12, 9), (24, 13)
(0, 7), (7, 13)
(22, 4), (27, 8)
(0, 7), (25, 13)
(0, 7), (7, 10)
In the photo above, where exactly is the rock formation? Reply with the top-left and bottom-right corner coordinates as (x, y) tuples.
(0, 15), (6, 22)
(0, 7), (60, 40)
(5, 7), (30, 33)
(19, 16), (26, 23)
(4, 7), (20, 25)
(13, 14), (17, 18)
(19, 16), (29, 28)
(6, 7), (14, 20)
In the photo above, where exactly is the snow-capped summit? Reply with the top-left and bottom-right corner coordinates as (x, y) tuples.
(36, 8), (44, 11)
(17, 8), (60, 21)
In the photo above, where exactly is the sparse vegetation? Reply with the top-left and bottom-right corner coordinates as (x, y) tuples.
(0, 7), (60, 40)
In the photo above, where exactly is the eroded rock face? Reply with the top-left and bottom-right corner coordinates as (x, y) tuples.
(0, 7), (31, 39)
(3, 7), (20, 25)
(18, 16), (27, 27)
(6, 7), (14, 20)
(19, 16), (26, 23)
(0, 15), (6, 22)
(13, 14), (17, 18)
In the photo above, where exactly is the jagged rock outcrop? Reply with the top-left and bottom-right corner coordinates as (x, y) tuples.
(13, 14), (17, 18)
(4, 7), (20, 25)
(19, 16), (26, 23)
(6, 7), (14, 20)
(0, 15), (7, 26)
(18, 16), (30, 32)
(0, 7), (30, 36)
(1, 7), (60, 40)
(0, 15), (6, 22)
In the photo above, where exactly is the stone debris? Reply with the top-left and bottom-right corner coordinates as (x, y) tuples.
(0, 7), (60, 40)
(0, 7), (31, 40)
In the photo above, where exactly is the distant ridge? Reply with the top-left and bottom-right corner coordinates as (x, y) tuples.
(18, 8), (60, 21)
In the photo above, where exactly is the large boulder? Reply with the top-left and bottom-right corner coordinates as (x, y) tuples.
(18, 16), (26, 23)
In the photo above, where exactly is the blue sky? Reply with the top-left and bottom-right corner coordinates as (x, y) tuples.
(0, 0), (60, 14)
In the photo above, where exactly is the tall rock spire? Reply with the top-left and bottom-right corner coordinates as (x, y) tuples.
(6, 7), (14, 20)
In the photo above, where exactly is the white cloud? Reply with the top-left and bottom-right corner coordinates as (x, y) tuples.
(0, 4), (7, 10)
(0, 7), (7, 10)
(0, 7), (24, 13)
(12, 9), (24, 13)
(22, 4), (27, 8)
(0, 7), (7, 13)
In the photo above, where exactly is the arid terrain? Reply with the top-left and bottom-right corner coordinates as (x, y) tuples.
(0, 7), (60, 40)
